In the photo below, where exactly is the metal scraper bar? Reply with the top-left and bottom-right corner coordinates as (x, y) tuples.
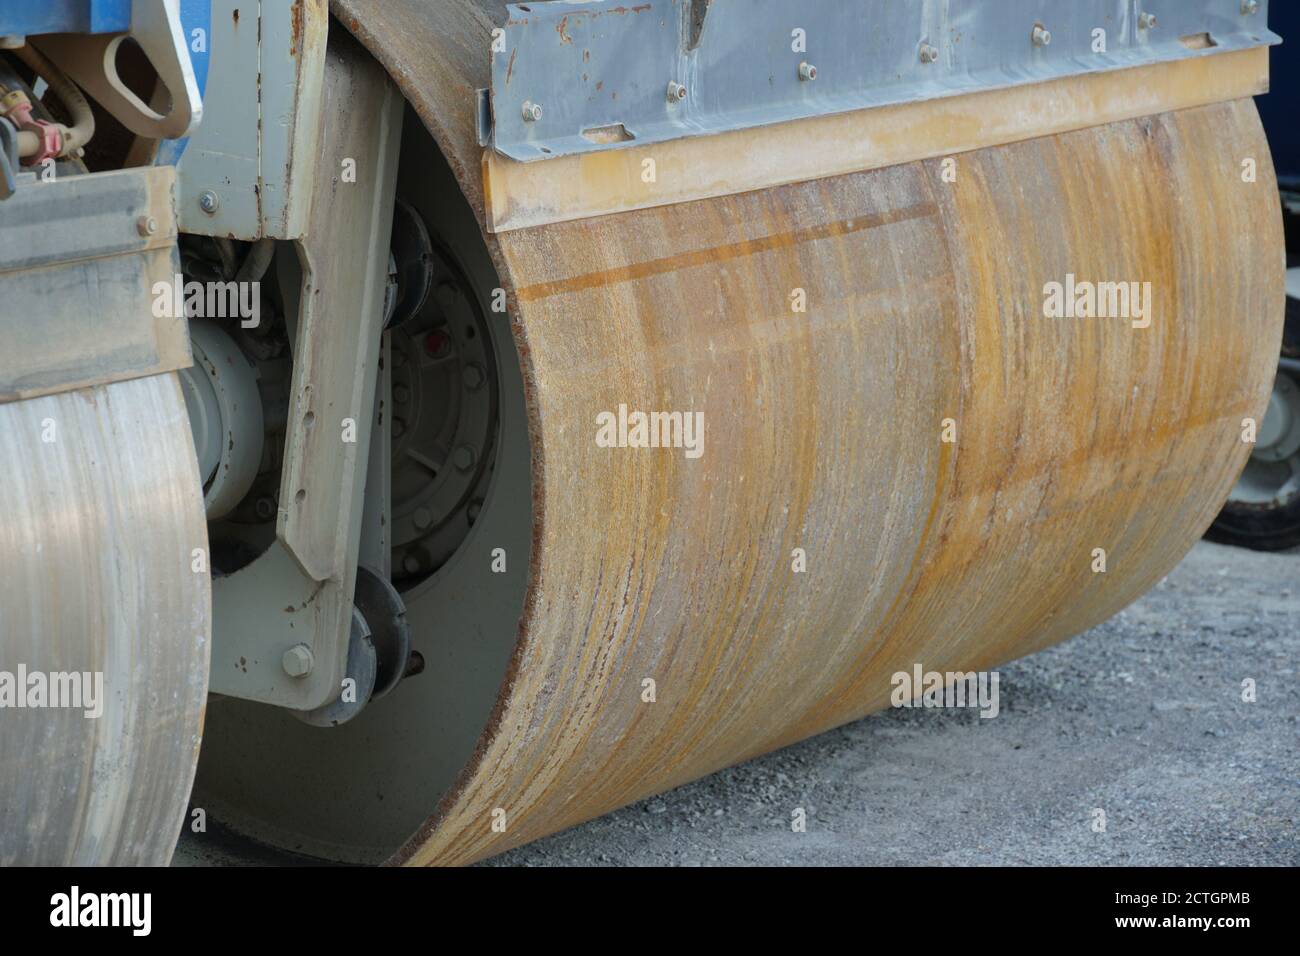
(482, 0), (1279, 163)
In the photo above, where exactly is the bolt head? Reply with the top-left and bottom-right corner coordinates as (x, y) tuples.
(462, 363), (485, 390)
(667, 81), (688, 104)
(198, 190), (219, 215)
(798, 61), (817, 81)
(919, 44), (939, 64)
(136, 215), (158, 236)
(414, 507), (433, 530)
(453, 444), (476, 472)
(1032, 25), (1052, 46)
(522, 101), (542, 122)
(282, 643), (315, 679)
(1139, 12), (1157, 29)
(1242, 0), (1259, 13)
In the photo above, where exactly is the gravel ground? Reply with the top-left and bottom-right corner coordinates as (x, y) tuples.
(487, 540), (1299, 866)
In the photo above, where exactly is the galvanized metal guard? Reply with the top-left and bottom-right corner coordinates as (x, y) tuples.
(483, 0), (1279, 162)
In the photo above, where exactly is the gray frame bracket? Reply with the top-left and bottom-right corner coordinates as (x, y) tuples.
(483, 0), (1280, 162)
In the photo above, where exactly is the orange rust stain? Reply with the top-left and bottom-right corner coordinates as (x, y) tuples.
(514, 203), (939, 302)
(289, 1), (303, 56)
(557, 15), (573, 44)
(506, 48), (517, 85)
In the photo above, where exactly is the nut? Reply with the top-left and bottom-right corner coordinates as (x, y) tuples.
(282, 643), (315, 679)
(798, 61), (817, 82)
(667, 81), (688, 104)
(198, 190), (219, 215)
(136, 215), (158, 237)
(521, 100), (542, 122)
(919, 43), (939, 64)
(1032, 24), (1052, 47)
(1139, 12), (1157, 30)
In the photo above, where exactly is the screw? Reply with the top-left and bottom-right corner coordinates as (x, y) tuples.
(198, 190), (219, 215)
(136, 215), (158, 236)
(462, 364), (485, 390)
(798, 61), (817, 82)
(453, 444), (476, 472)
(1139, 12), (1157, 30)
(521, 100), (542, 122)
(282, 643), (314, 678)
(666, 81), (688, 104)
(919, 43), (939, 64)
(1032, 24), (1052, 47)
(1242, 0), (1259, 14)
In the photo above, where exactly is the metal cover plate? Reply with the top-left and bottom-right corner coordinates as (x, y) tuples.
(486, 0), (1279, 162)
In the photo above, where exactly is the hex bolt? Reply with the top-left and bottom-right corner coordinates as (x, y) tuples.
(282, 643), (315, 679)
(1139, 12), (1157, 30)
(1242, 0), (1259, 14)
(462, 363), (485, 390)
(453, 444), (476, 472)
(666, 81), (688, 104)
(393, 384), (411, 404)
(919, 43), (939, 64)
(401, 552), (423, 575)
(521, 100), (543, 122)
(136, 215), (158, 237)
(413, 507), (433, 530)
(198, 190), (220, 215)
(1032, 24), (1052, 47)
(798, 61), (817, 82)
(254, 496), (276, 520)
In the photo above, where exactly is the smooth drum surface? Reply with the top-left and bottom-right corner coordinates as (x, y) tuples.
(0, 373), (210, 864)
(332, 1), (1285, 866)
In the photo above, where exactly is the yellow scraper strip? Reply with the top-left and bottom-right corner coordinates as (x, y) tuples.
(484, 47), (1270, 233)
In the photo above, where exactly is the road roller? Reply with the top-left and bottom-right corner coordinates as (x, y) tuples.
(0, 0), (1286, 866)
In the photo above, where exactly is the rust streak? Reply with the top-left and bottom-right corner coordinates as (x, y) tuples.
(515, 202), (939, 302)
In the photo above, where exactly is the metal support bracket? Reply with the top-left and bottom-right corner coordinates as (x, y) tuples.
(33, 0), (203, 141)
(484, 0), (1280, 162)
(208, 29), (403, 712)
(0, 165), (188, 402)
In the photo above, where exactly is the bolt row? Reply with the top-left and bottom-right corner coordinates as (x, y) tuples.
(518, 4), (1251, 123)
